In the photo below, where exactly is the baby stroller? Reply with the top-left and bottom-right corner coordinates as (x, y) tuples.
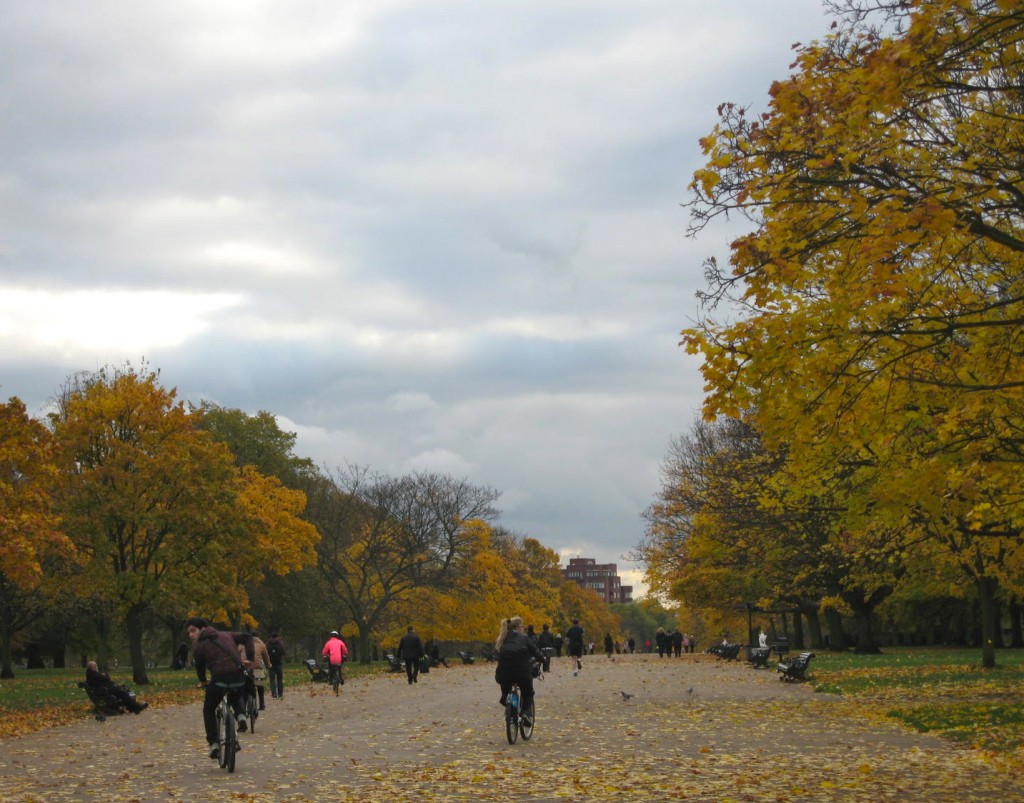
(304, 657), (331, 683)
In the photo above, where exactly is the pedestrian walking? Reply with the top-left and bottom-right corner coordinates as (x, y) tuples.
(398, 626), (425, 684)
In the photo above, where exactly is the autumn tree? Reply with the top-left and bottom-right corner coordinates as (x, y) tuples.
(193, 403), (316, 489)
(309, 466), (501, 663)
(397, 520), (519, 643)
(683, 0), (1024, 665)
(0, 398), (67, 677)
(49, 366), (245, 683)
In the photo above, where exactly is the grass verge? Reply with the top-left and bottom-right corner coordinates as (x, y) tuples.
(809, 647), (1024, 767)
(0, 661), (386, 739)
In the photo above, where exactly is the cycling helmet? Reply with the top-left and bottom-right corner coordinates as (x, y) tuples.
(330, 630), (339, 637)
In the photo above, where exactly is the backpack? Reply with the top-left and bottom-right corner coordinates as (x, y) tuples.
(268, 643), (282, 662)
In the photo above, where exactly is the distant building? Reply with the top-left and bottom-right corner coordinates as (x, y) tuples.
(562, 557), (633, 604)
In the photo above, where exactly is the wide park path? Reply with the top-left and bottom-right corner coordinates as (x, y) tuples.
(0, 652), (1020, 802)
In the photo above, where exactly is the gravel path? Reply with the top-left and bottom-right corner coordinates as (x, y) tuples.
(1, 652), (1020, 802)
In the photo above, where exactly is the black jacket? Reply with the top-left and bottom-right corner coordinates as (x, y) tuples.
(497, 630), (543, 672)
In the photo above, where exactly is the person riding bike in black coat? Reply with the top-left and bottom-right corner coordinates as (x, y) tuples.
(494, 616), (543, 715)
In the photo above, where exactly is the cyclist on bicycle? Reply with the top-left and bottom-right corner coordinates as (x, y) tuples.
(321, 630), (348, 689)
(494, 615), (543, 712)
(187, 617), (255, 760)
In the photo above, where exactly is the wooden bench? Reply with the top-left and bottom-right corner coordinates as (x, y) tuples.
(778, 651), (815, 682)
(78, 680), (133, 719)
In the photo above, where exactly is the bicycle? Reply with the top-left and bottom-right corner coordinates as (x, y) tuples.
(503, 682), (535, 744)
(243, 682), (259, 734)
(328, 662), (344, 695)
(213, 681), (246, 773)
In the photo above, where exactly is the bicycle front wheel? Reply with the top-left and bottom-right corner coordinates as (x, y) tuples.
(520, 698), (534, 740)
(247, 693), (258, 734)
(214, 703), (226, 768)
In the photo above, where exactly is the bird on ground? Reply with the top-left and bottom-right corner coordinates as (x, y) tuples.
(686, 687), (694, 695)
(620, 691), (634, 701)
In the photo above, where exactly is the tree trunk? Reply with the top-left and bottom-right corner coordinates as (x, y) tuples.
(126, 605), (151, 685)
(95, 613), (111, 673)
(824, 607), (848, 651)
(792, 609), (805, 650)
(356, 626), (374, 665)
(1009, 598), (1023, 648)
(0, 617), (14, 679)
(978, 576), (997, 669)
(799, 601), (824, 649)
(992, 593), (1005, 648)
(849, 605), (881, 654)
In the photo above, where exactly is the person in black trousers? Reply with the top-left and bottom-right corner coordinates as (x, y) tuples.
(398, 626), (425, 684)
(85, 661), (148, 713)
(266, 631), (286, 699)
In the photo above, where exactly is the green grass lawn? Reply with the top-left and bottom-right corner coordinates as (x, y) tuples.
(809, 647), (1024, 753)
(0, 660), (388, 737)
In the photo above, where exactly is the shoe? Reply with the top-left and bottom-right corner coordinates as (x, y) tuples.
(573, 671), (578, 676)
(413, 677), (418, 683)
(208, 744), (219, 760)
(237, 714), (248, 732)
(134, 702), (149, 714)
(259, 705), (266, 711)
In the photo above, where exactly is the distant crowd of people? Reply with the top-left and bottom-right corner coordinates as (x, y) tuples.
(83, 615), (698, 762)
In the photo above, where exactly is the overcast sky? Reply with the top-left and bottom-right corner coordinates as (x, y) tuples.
(1, 1), (832, 598)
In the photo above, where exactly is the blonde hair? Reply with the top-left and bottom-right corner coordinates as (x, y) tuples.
(495, 616), (523, 650)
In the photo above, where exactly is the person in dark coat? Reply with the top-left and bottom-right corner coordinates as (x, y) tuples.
(266, 631), (286, 699)
(537, 624), (555, 673)
(398, 626), (425, 684)
(566, 619), (585, 673)
(85, 661), (147, 713)
(494, 616), (543, 715)
(187, 617), (254, 760)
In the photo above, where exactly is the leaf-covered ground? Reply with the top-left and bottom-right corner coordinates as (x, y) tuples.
(1, 653), (1021, 801)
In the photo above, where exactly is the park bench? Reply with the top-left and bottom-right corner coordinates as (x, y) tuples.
(78, 680), (135, 719)
(480, 646), (499, 663)
(778, 651), (815, 682)
(708, 642), (742, 661)
(747, 646), (771, 669)
(457, 650), (475, 665)
(384, 653), (403, 673)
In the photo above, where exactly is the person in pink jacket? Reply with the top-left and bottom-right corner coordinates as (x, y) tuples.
(321, 631), (348, 694)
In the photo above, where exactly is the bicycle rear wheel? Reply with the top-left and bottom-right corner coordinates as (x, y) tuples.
(505, 691), (519, 744)
(520, 698), (534, 740)
(224, 708), (237, 773)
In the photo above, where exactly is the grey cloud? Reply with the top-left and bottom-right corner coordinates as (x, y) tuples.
(1, 0), (833, 591)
